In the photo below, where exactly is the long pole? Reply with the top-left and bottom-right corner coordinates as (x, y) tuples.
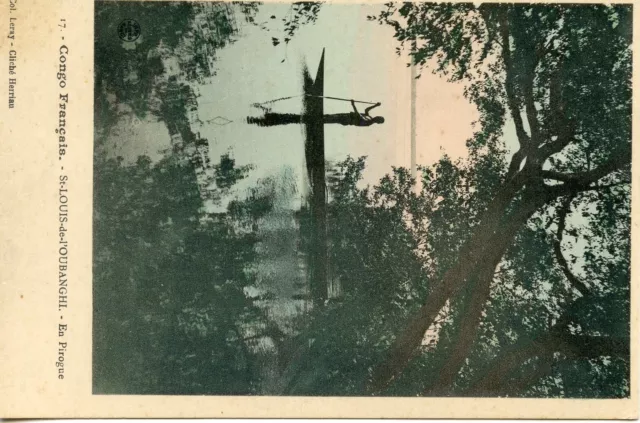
(305, 94), (377, 105)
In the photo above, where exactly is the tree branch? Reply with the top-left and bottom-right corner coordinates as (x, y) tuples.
(465, 279), (629, 397)
(368, 169), (540, 394)
(541, 169), (583, 183)
(369, 144), (629, 396)
(465, 330), (629, 396)
(558, 334), (630, 359)
(369, 141), (628, 393)
(552, 195), (590, 297)
(542, 149), (631, 198)
(498, 8), (531, 150)
(521, 70), (541, 147)
(506, 148), (526, 181)
(541, 162), (627, 185)
(537, 129), (576, 161)
(538, 58), (575, 161)
(423, 189), (549, 395)
(424, 260), (493, 395)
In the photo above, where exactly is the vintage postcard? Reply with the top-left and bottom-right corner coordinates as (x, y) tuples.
(0, 0), (637, 418)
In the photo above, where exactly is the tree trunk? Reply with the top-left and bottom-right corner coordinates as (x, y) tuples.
(368, 183), (549, 393)
(424, 190), (548, 394)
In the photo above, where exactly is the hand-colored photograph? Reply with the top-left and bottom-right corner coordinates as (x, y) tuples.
(92, 1), (632, 397)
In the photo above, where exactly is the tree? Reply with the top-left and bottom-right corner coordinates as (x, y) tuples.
(95, 2), (243, 117)
(273, 157), (430, 395)
(92, 146), (274, 394)
(366, 3), (631, 395)
(92, 1), (331, 395)
(92, 1), (631, 397)
(239, 1), (323, 61)
(95, 2), (198, 116)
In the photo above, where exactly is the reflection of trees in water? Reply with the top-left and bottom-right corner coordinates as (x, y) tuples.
(244, 167), (309, 329)
(95, 2), (240, 119)
(93, 147), (268, 394)
(93, 3), (264, 392)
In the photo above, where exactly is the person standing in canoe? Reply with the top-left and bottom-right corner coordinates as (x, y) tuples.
(324, 100), (384, 126)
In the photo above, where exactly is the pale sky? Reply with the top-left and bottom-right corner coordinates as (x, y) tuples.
(109, 3), (483, 195)
(196, 3), (479, 193)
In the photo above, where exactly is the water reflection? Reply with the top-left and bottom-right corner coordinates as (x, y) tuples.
(94, 2), (316, 395)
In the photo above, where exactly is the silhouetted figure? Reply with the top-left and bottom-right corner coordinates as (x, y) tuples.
(247, 100), (384, 127)
(329, 100), (384, 126)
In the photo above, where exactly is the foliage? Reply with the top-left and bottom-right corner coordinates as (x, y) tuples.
(95, 2), (194, 116)
(92, 143), (269, 395)
(362, 2), (631, 397)
(279, 157), (429, 395)
(241, 1), (323, 58)
(92, 2), (631, 398)
(95, 2), (239, 117)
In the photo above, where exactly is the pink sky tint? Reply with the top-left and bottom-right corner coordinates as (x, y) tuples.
(414, 74), (479, 166)
(336, 5), (480, 186)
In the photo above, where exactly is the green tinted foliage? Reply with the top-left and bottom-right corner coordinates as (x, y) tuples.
(93, 148), (270, 394)
(93, 2), (631, 398)
(362, 2), (631, 397)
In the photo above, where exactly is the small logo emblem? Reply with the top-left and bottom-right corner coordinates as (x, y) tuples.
(118, 19), (141, 42)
